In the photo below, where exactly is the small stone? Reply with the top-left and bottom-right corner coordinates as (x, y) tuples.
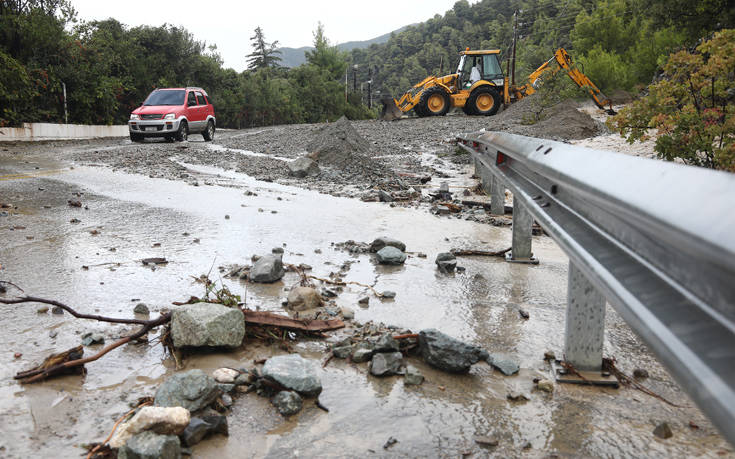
(37, 306), (49, 314)
(435, 252), (457, 273)
(375, 246), (407, 265)
(262, 354), (322, 396)
(181, 415), (228, 447)
(543, 351), (556, 361)
(332, 345), (352, 359)
(49, 330), (58, 338)
(536, 379), (554, 393)
(417, 252), (427, 258)
(351, 347), (373, 363)
(374, 333), (400, 353)
(518, 309), (530, 319)
(249, 254), (285, 283)
(110, 406), (190, 448)
(474, 435), (499, 447)
(381, 291), (397, 299)
(404, 365), (424, 385)
(287, 286), (322, 311)
(224, 214), (230, 220)
(272, 391), (303, 416)
(369, 351), (403, 376)
(134, 303), (150, 315)
(340, 307), (354, 320)
(358, 296), (369, 305)
(154, 370), (222, 412)
(383, 436), (398, 449)
(633, 368), (649, 379)
(653, 422), (673, 439)
(507, 391), (530, 402)
(487, 354), (520, 376)
(81, 332), (105, 346)
(118, 431), (180, 459)
(234, 373), (254, 386)
(51, 306), (64, 314)
(221, 394), (232, 407)
(216, 383), (235, 393)
(212, 368), (239, 384)
(272, 247), (284, 254)
(369, 237), (406, 253)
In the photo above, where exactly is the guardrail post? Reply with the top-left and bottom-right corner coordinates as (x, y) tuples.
(506, 200), (538, 264)
(563, 262), (606, 371)
(490, 176), (505, 216)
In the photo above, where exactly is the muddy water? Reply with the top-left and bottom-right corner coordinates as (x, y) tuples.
(0, 146), (731, 458)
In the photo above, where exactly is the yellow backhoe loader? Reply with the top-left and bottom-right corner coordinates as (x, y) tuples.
(380, 47), (615, 121)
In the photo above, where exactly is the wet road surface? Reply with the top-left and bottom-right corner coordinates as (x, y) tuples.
(0, 136), (732, 458)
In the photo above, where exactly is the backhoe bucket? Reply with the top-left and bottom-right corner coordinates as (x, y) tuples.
(380, 96), (403, 121)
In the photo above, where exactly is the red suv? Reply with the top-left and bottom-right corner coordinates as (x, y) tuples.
(129, 87), (216, 142)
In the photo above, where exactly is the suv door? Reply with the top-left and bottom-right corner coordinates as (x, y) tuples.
(185, 90), (204, 131)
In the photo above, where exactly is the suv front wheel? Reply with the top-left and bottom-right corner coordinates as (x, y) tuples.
(202, 120), (215, 141)
(175, 120), (188, 142)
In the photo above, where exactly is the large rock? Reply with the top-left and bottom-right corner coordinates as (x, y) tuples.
(418, 329), (486, 373)
(373, 333), (399, 352)
(370, 237), (406, 253)
(154, 370), (222, 412)
(288, 157), (320, 178)
(110, 406), (190, 448)
(376, 246), (407, 265)
(171, 303), (244, 348)
(118, 431), (181, 459)
(250, 254), (285, 283)
(181, 415), (228, 447)
(369, 352), (403, 376)
(262, 354), (322, 396)
(272, 391), (303, 416)
(286, 286), (322, 311)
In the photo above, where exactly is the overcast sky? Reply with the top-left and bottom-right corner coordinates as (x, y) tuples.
(70, 0), (474, 72)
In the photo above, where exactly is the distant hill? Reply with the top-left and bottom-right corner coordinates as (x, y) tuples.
(277, 26), (413, 68)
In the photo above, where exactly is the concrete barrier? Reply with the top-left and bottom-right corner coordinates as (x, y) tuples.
(0, 123), (128, 141)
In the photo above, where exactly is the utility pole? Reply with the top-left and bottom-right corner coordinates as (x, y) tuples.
(353, 64), (358, 92)
(511, 10), (518, 87)
(368, 67), (372, 109)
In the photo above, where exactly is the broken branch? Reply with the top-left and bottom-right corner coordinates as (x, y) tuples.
(0, 295), (157, 325)
(451, 247), (511, 257)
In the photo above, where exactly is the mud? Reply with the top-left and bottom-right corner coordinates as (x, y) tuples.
(0, 113), (732, 458)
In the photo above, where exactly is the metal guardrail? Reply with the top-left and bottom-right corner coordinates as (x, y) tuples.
(457, 131), (735, 444)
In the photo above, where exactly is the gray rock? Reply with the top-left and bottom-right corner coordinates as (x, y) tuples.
(171, 303), (245, 348)
(374, 333), (400, 353)
(435, 252), (457, 273)
(181, 415), (228, 447)
(381, 291), (397, 299)
(271, 247), (284, 254)
(376, 246), (407, 265)
(81, 332), (105, 346)
(340, 306), (355, 320)
(369, 352), (403, 376)
(51, 306), (64, 314)
(262, 354), (322, 396)
(370, 237), (406, 253)
(351, 347), (373, 363)
(249, 254), (285, 283)
(653, 422), (673, 439)
(216, 383), (235, 393)
(358, 296), (369, 305)
(487, 354), (520, 376)
(221, 394), (232, 407)
(404, 365), (424, 385)
(418, 329), (485, 373)
(288, 157), (320, 178)
(536, 379), (554, 393)
(332, 345), (352, 359)
(134, 303), (150, 314)
(154, 369), (222, 412)
(286, 286), (322, 311)
(378, 190), (394, 202)
(272, 391), (303, 416)
(118, 431), (181, 459)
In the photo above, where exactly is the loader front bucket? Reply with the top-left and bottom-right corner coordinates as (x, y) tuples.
(380, 96), (403, 121)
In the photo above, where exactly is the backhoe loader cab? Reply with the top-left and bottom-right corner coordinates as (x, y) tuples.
(456, 50), (505, 90)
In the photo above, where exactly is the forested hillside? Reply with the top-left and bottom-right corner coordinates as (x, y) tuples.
(349, 0), (734, 100)
(1, 0), (732, 131)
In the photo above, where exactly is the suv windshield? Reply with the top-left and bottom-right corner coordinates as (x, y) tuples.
(144, 90), (185, 106)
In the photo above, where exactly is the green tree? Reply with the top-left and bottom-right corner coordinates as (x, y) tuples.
(609, 30), (735, 171)
(245, 26), (282, 70)
(305, 22), (347, 79)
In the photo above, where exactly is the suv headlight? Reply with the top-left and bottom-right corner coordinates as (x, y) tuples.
(130, 114), (139, 120)
(163, 113), (175, 120)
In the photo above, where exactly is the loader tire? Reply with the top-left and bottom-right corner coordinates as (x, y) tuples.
(468, 87), (501, 116)
(419, 87), (450, 117)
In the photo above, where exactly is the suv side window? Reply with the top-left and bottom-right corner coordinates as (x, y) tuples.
(195, 92), (206, 105)
(187, 91), (197, 106)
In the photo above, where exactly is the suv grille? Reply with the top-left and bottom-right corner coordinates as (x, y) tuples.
(140, 114), (162, 120)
